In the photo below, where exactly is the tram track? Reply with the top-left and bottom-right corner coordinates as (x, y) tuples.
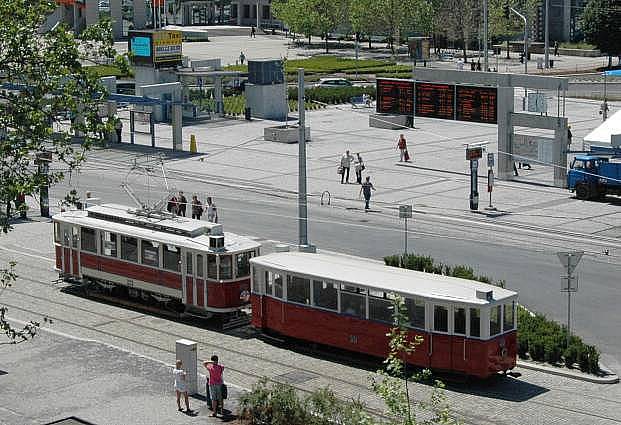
(4, 272), (621, 424)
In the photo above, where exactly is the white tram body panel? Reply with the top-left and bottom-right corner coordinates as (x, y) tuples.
(53, 204), (260, 314)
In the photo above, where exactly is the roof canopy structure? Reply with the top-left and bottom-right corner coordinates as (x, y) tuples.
(584, 109), (621, 147)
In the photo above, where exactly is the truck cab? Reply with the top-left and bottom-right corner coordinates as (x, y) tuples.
(568, 155), (621, 200)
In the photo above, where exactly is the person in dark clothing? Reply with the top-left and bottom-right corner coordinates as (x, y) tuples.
(554, 41), (559, 56)
(167, 195), (178, 215)
(251, 26), (256, 38)
(178, 191), (187, 217)
(359, 176), (376, 211)
(191, 195), (203, 220)
(567, 125), (573, 145)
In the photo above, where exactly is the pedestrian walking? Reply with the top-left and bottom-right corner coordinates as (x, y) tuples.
(173, 360), (191, 413)
(114, 117), (123, 143)
(250, 26), (256, 38)
(191, 195), (203, 220)
(206, 197), (218, 223)
(167, 195), (178, 215)
(239, 51), (246, 64)
(359, 176), (376, 211)
(204, 355), (225, 417)
(178, 191), (187, 217)
(340, 150), (354, 184)
(354, 153), (365, 184)
(397, 134), (408, 162)
(567, 125), (573, 145)
(554, 41), (559, 57)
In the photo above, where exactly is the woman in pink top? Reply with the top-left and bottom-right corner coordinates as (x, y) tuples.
(204, 355), (225, 417)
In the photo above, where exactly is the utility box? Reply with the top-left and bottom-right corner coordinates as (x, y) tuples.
(175, 339), (198, 394)
(248, 59), (284, 85)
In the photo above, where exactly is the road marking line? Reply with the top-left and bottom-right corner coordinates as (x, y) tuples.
(0, 246), (54, 263)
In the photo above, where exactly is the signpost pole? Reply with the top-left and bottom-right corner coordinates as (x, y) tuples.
(557, 251), (583, 347)
(298, 68), (308, 247)
(399, 205), (413, 263)
(404, 216), (408, 257)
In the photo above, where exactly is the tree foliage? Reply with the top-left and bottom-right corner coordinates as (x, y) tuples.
(581, 0), (621, 67)
(0, 0), (116, 342)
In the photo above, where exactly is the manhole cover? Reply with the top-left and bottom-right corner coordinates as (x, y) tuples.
(45, 417), (96, 425)
(276, 370), (318, 385)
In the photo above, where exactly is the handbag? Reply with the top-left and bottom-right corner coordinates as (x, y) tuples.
(360, 164), (366, 171)
(404, 150), (410, 161)
(337, 166), (344, 175)
(222, 383), (228, 400)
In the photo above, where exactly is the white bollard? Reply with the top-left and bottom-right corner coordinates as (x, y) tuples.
(176, 339), (198, 394)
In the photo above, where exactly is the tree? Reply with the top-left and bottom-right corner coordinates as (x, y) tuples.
(582, 0), (621, 68)
(488, 0), (539, 59)
(0, 0), (116, 342)
(272, 0), (317, 44)
(437, 0), (479, 63)
(374, 0), (435, 54)
(349, 0), (383, 48)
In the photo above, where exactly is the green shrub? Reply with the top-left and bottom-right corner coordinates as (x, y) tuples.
(563, 344), (579, 368)
(579, 345), (600, 374)
(529, 337), (546, 361)
(517, 337), (529, 359)
(544, 337), (562, 364)
(289, 86), (375, 105)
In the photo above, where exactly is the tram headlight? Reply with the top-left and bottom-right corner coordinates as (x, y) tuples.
(240, 290), (250, 302)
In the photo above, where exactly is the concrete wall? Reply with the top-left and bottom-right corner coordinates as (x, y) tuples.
(245, 83), (288, 121)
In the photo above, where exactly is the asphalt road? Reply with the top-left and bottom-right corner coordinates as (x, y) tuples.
(50, 165), (621, 371)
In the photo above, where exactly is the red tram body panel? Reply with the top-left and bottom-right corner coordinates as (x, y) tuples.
(53, 204), (260, 315)
(250, 252), (517, 379)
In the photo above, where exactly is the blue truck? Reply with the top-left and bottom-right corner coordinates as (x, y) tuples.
(568, 152), (621, 200)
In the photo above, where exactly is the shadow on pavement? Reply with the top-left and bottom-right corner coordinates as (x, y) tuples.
(446, 372), (548, 402)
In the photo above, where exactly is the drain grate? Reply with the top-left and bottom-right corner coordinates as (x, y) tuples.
(276, 370), (318, 385)
(45, 417), (96, 425)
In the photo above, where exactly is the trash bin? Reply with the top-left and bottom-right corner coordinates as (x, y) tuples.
(245, 107), (251, 121)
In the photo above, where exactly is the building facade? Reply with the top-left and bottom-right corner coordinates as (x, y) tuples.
(534, 0), (588, 43)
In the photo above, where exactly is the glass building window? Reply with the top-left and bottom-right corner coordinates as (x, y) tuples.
(490, 305), (501, 336)
(80, 227), (97, 253)
(286, 275), (310, 304)
(503, 301), (514, 332)
(163, 244), (180, 272)
(369, 294), (392, 324)
(207, 254), (217, 279)
(454, 307), (466, 335)
(405, 298), (425, 329)
(100, 231), (117, 257)
(197, 254), (204, 277)
(470, 308), (481, 337)
(434, 305), (448, 333)
(236, 251), (251, 277)
(219, 255), (232, 280)
(141, 241), (160, 267)
(273, 273), (283, 298)
(312, 280), (337, 310)
(121, 236), (138, 262)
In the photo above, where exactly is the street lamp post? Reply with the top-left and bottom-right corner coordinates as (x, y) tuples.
(483, 0), (489, 72)
(510, 7), (528, 74)
(298, 68), (308, 247)
(544, 0), (550, 68)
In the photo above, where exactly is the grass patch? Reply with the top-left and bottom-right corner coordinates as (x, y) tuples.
(84, 64), (131, 78)
(560, 42), (597, 50)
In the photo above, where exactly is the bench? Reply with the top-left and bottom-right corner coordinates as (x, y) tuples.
(350, 95), (373, 109)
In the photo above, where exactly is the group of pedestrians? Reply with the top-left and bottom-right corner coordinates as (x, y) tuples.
(167, 191), (218, 223)
(173, 354), (226, 418)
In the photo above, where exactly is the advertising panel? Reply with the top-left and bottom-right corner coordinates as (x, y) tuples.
(415, 83), (454, 120)
(152, 30), (182, 65)
(456, 86), (497, 124)
(376, 79), (414, 115)
(128, 31), (153, 66)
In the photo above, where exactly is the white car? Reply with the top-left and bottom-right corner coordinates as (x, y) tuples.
(314, 78), (353, 89)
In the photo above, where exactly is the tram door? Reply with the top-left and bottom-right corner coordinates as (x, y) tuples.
(183, 251), (206, 309)
(60, 224), (79, 277)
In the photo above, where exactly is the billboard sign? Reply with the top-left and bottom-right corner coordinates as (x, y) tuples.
(131, 36), (151, 57)
(152, 30), (182, 65)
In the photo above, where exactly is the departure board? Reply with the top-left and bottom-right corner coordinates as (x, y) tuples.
(376, 79), (414, 115)
(456, 86), (497, 124)
(415, 83), (455, 119)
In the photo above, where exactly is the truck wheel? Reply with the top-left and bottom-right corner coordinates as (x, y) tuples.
(576, 184), (589, 200)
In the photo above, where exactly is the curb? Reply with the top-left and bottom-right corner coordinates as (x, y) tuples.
(517, 360), (619, 384)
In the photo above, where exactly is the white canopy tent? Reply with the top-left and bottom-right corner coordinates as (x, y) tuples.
(584, 109), (621, 147)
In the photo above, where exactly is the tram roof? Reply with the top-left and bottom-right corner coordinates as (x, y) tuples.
(53, 204), (260, 253)
(251, 252), (517, 305)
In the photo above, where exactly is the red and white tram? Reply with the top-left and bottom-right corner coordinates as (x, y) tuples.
(53, 204), (260, 317)
(250, 251), (517, 378)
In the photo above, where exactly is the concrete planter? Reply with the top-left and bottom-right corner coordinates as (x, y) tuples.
(264, 125), (311, 144)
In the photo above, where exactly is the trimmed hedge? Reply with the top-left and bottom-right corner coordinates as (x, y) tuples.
(289, 86), (375, 105)
(385, 253), (601, 375)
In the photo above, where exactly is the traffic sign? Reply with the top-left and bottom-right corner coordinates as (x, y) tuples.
(399, 205), (412, 219)
(487, 169), (494, 192)
(487, 152), (495, 168)
(561, 276), (578, 292)
(466, 147), (483, 160)
(557, 251), (584, 275)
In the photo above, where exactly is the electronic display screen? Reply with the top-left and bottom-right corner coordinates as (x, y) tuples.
(131, 36), (151, 57)
(376, 79), (414, 115)
(456, 86), (497, 124)
(415, 83), (454, 120)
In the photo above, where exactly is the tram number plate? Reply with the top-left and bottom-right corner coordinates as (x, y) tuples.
(126, 278), (134, 287)
(348, 335), (358, 344)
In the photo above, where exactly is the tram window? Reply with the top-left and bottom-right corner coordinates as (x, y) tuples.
(340, 284), (367, 295)
(80, 227), (97, 253)
(405, 298), (425, 329)
(121, 236), (138, 262)
(141, 241), (160, 267)
(100, 231), (117, 257)
(340, 292), (366, 319)
(186, 252), (193, 274)
(197, 254), (204, 277)
(236, 251), (251, 278)
(433, 305), (448, 333)
(286, 275), (310, 304)
(454, 307), (466, 335)
(163, 244), (181, 272)
(369, 296), (392, 324)
(503, 301), (514, 332)
(54, 223), (61, 243)
(312, 280), (337, 310)
(273, 273), (283, 298)
(469, 308), (481, 337)
(71, 227), (79, 248)
(265, 271), (273, 295)
(490, 305), (501, 336)
(219, 255), (232, 280)
(207, 254), (217, 279)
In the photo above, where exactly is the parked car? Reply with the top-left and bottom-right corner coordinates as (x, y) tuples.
(314, 78), (353, 89)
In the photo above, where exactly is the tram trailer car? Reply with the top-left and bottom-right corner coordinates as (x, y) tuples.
(53, 204), (260, 318)
(250, 252), (517, 379)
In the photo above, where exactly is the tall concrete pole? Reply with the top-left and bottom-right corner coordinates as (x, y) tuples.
(297, 68), (308, 246)
(544, 0), (550, 68)
(483, 0), (488, 72)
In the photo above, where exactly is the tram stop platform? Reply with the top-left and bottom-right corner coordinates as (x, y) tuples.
(0, 327), (239, 425)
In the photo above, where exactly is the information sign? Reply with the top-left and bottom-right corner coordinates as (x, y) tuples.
(152, 30), (182, 64)
(456, 86), (497, 124)
(376, 79), (414, 115)
(466, 147), (483, 160)
(415, 83), (454, 120)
